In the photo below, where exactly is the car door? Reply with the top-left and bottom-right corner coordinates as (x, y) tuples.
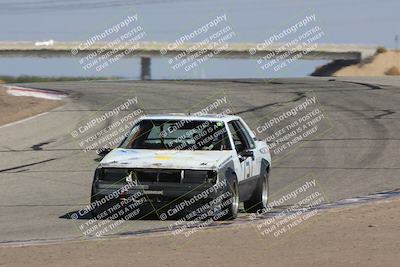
(236, 119), (260, 177)
(228, 120), (256, 200)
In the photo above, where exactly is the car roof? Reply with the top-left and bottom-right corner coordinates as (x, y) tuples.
(140, 113), (241, 122)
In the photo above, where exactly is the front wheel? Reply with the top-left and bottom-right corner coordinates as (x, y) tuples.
(244, 170), (269, 213)
(215, 176), (239, 220)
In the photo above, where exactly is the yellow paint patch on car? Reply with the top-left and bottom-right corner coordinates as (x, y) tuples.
(154, 155), (172, 160)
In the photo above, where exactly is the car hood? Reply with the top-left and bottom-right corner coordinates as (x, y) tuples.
(99, 148), (233, 170)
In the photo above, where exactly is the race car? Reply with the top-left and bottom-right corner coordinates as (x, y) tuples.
(90, 114), (271, 220)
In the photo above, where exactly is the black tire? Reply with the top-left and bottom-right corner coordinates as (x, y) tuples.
(215, 176), (239, 220)
(90, 195), (107, 218)
(90, 196), (122, 219)
(90, 187), (115, 219)
(244, 170), (269, 213)
(90, 185), (102, 218)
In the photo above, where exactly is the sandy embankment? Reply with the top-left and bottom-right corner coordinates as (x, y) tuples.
(0, 198), (399, 267)
(334, 51), (400, 76)
(0, 86), (62, 126)
(313, 51), (400, 77)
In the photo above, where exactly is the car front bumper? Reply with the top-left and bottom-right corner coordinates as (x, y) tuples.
(92, 180), (225, 203)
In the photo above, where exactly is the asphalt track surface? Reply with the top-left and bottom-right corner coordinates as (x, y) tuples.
(0, 77), (399, 244)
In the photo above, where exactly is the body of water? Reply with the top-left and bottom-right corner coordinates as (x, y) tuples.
(0, 0), (398, 79)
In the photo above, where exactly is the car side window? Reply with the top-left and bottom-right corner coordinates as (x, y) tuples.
(235, 120), (256, 149)
(228, 121), (249, 153)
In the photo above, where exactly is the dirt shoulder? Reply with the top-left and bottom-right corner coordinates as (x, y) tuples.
(0, 86), (62, 126)
(1, 198), (399, 267)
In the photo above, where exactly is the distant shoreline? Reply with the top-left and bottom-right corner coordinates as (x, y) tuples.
(0, 75), (121, 84)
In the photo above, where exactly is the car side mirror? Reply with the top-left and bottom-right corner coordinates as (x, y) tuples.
(240, 150), (254, 160)
(97, 147), (112, 157)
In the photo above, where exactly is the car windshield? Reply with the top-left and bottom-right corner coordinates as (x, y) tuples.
(120, 119), (232, 150)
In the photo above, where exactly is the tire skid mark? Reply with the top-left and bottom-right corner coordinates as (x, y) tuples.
(0, 158), (58, 173)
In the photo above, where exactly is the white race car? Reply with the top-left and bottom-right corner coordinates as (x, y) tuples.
(91, 114), (271, 220)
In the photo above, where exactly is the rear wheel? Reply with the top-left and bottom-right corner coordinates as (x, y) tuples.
(244, 170), (269, 213)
